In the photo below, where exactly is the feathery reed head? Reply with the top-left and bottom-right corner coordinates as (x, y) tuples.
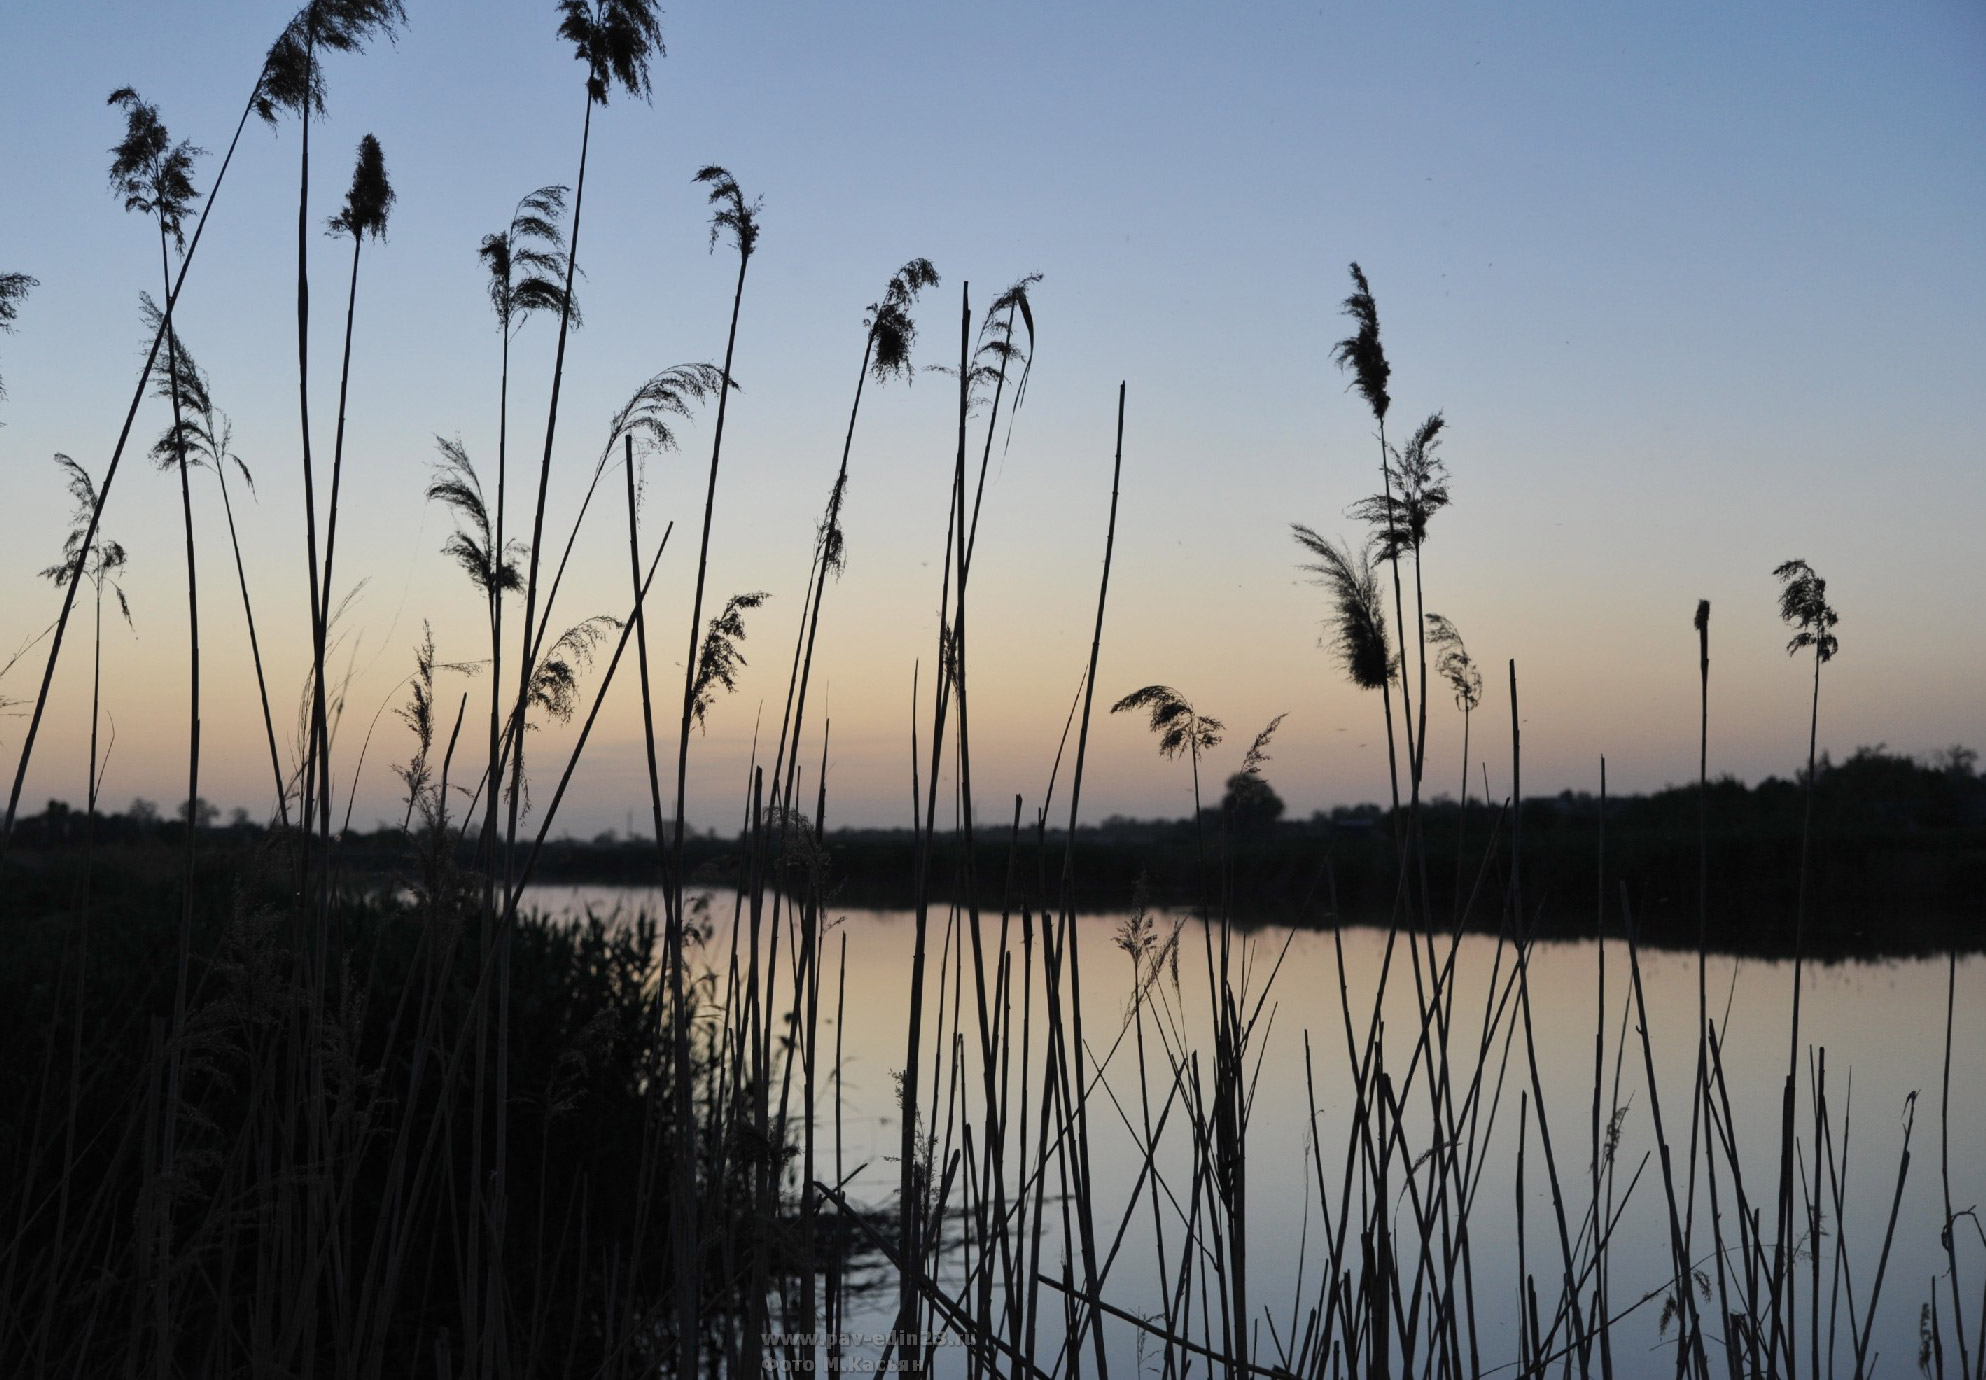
(0, 272), (34, 406)
(1773, 559), (1840, 662)
(328, 133), (393, 240)
(136, 295), (228, 474)
(1331, 261), (1390, 423)
(1292, 524), (1393, 692)
(107, 89), (203, 250)
(1241, 713), (1288, 776)
(557, 0), (664, 105)
(427, 437), (523, 598)
(975, 271), (1043, 416)
(395, 623), (438, 758)
(1110, 685), (1225, 760)
(256, 1), (407, 123)
(1350, 411), (1449, 557)
(0, 272), (35, 335)
(1425, 612), (1483, 712)
(480, 185), (578, 332)
(817, 469), (849, 579)
(531, 616), (620, 722)
(694, 165), (761, 262)
(40, 455), (132, 619)
(605, 362), (728, 464)
(865, 257), (940, 384)
(692, 592), (769, 731)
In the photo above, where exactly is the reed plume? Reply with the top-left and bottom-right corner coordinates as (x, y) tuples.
(0, 272), (38, 409)
(1426, 610), (1480, 771)
(1292, 525), (1402, 815)
(1240, 713), (1288, 777)
(40, 458), (133, 626)
(1293, 528), (1393, 693)
(1332, 262), (1390, 422)
(393, 623), (439, 830)
(691, 592), (770, 731)
(526, 364), (729, 664)
(429, 438), (525, 601)
(1352, 412), (1449, 561)
(962, 273), (1043, 572)
(1111, 684), (1225, 762)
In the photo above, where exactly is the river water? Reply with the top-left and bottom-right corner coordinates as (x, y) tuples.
(523, 884), (1986, 1379)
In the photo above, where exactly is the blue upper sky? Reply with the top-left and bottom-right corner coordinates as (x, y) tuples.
(2, 1), (1981, 831)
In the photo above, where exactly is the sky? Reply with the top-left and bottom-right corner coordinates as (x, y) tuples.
(1, 0), (1982, 837)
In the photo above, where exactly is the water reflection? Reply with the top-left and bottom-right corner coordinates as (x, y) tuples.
(523, 885), (1985, 1379)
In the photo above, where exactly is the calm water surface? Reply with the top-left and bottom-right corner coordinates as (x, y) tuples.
(524, 885), (1986, 1379)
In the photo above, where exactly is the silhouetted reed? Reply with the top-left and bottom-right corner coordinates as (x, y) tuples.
(1, 16), (1969, 1375)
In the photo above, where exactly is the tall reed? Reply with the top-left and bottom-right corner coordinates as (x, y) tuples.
(317, 132), (394, 833)
(1770, 557), (1841, 1365)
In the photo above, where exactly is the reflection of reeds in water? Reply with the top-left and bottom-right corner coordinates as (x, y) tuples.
(0, 9), (1974, 1378)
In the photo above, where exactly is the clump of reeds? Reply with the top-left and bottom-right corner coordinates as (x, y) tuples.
(0, 11), (1971, 1377)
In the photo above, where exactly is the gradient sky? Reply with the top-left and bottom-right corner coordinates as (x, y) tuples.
(2, 0), (1982, 836)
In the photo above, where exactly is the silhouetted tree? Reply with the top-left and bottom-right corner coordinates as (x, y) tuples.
(1221, 771), (1285, 832)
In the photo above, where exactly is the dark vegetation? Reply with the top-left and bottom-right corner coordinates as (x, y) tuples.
(2, 3), (1982, 1378)
(14, 740), (1981, 955)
